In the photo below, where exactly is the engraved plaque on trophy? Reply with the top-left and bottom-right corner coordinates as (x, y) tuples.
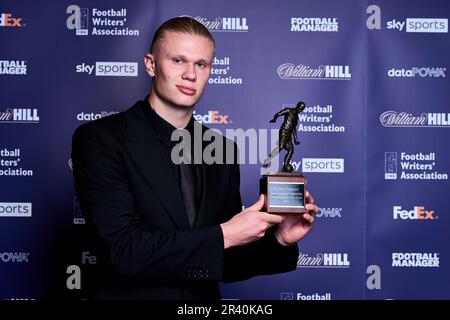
(261, 102), (307, 213)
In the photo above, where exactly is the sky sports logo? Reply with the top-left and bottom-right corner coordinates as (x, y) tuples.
(0, 202), (32, 217)
(403, 18), (447, 33)
(367, 6), (448, 33)
(301, 158), (344, 173)
(76, 62), (138, 76)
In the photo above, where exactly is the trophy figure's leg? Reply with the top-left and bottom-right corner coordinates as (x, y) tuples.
(282, 141), (294, 172)
(262, 140), (280, 168)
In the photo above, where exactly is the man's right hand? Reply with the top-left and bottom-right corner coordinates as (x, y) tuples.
(220, 195), (284, 249)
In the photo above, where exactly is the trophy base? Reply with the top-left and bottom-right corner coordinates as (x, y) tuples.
(260, 173), (307, 213)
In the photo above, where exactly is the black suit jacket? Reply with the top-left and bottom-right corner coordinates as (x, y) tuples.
(71, 99), (298, 300)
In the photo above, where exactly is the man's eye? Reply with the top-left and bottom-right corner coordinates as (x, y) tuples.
(173, 58), (183, 64)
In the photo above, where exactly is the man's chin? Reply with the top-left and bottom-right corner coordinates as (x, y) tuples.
(172, 98), (200, 110)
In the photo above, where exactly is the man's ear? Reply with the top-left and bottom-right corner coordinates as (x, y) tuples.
(144, 53), (156, 77)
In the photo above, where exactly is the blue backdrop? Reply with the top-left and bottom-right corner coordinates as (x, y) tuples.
(1, 0), (449, 300)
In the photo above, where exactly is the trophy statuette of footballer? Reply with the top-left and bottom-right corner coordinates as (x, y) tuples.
(261, 102), (307, 213)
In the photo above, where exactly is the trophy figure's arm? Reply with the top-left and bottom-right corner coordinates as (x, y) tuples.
(270, 108), (289, 123)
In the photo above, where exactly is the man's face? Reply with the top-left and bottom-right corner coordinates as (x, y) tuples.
(147, 31), (214, 110)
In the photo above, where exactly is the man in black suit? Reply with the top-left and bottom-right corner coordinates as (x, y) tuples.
(71, 17), (318, 299)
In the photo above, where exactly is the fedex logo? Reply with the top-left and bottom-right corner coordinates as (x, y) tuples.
(193, 110), (230, 124)
(0, 13), (23, 27)
(393, 206), (435, 220)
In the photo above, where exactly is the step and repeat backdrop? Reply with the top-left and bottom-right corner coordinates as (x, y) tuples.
(1, 0), (449, 300)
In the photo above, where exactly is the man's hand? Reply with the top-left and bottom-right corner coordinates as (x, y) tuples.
(220, 195), (285, 249)
(274, 191), (318, 246)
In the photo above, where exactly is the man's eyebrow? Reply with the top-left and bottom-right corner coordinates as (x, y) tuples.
(170, 54), (212, 64)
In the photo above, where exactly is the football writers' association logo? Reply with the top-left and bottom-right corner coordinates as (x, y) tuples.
(66, 5), (89, 35)
(73, 196), (85, 224)
(385, 152), (397, 179)
(280, 292), (294, 300)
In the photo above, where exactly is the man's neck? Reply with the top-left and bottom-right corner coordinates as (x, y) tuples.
(147, 94), (193, 129)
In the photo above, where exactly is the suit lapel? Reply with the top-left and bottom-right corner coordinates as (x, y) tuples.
(125, 102), (190, 229)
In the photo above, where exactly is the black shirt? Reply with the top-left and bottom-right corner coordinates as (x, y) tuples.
(142, 97), (202, 214)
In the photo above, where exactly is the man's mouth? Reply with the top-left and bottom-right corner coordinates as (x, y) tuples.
(176, 85), (197, 96)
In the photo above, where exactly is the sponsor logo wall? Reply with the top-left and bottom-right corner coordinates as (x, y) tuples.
(0, 0), (449, 300)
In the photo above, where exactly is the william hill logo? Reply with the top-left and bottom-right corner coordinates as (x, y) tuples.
(193, 110), (231, 124)
(188, 16), (248, 32)
(297, 252), (350, 268)
(277, 64), (351, 80)
(0, 108), (39, 123)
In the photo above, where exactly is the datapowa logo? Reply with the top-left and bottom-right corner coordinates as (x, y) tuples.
(76, 111), (118, 121)
(0, 252), (30, 263)
(316, 207), (342, 218)
(387, 67), (446, 78)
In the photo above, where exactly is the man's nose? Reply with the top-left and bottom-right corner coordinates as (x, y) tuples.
(182, 63), (197, 81)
